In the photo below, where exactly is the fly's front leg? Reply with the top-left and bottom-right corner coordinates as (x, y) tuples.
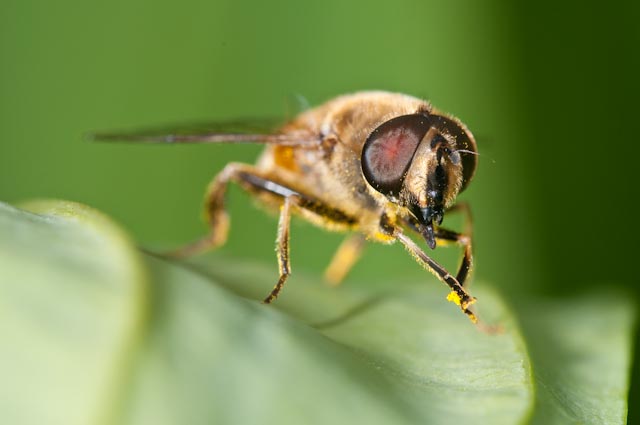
(437, 201), (473, 287)
(395, 230), (478, 324)
(401, 201), (474, 287)
(434, 227), (472, 288)
(385, 209), (475, 323)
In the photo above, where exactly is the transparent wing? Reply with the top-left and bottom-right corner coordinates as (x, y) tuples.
(88, 117), (319, 146)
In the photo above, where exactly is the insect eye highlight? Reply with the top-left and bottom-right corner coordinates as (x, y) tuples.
(361, 114), (430, 197)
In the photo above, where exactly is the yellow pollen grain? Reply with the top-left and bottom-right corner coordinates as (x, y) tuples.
(447, 291), (462, 306)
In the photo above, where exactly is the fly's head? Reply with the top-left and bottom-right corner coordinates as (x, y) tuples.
(361, 112), (477, 248)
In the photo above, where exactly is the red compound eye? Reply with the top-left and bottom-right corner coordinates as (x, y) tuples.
(361, 114), (431, 196)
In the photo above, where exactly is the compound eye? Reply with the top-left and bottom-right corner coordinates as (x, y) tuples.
(361, 114), (430, 197)
(429, 114), (478, 192)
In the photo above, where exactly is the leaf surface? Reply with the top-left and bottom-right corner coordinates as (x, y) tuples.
(0, 200), (633, 425)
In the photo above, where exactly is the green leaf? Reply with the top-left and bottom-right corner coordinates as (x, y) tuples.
(0, 201), (147, 425)
(519, 295), (635, 424)
(0, 200), (633, 424)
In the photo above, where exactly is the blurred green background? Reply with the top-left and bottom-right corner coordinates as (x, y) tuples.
(1, 0), (638, 419)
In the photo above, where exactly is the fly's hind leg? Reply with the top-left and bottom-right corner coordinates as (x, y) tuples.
(166, 162), (259, 258)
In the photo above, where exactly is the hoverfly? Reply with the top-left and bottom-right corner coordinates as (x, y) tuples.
(93, 91), (481, 325)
